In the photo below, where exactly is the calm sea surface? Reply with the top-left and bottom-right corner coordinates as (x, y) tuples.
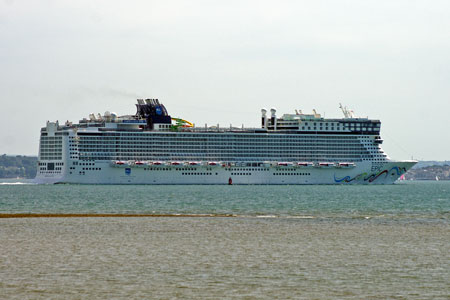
(0, 181), (449, 299)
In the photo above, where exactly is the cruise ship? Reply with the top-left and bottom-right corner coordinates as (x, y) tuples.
(35, 99), (416, 184)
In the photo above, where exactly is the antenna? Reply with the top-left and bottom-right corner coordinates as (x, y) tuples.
(349, 110), (355, 118)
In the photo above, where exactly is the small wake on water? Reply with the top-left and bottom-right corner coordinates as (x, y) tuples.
(0, 182), (36, 185)
(0, 179), (36, 185)
(0, 177), (37, 185)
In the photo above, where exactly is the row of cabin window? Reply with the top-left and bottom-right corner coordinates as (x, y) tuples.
(182, 172), (215, 176)
(274, 172), (311, 176)
(75, 136), (364, 142)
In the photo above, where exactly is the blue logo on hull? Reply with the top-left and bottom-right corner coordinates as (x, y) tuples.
(334, 166), (406, 183)
(125, 168), (131, 175)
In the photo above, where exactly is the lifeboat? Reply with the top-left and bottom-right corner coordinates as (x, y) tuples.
(151, 161), (165, 167)
(277, 162), (294, 167)
(171, 161), (183, 166)
(297, 162), (314, 168)
(336, 162), (356, 168)
(315, 162), (335, 168)
(208, 161), (220, 166)
(188, 161), (201, 166)
(134, 161), (146, 166)
(111, 161), (127, 167)
(222, 162), (234, 167)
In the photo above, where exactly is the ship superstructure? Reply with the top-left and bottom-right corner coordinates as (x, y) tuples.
(35, 99), (416, 184)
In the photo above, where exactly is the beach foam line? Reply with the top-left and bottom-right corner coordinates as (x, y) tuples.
(0, 213), (237, 218)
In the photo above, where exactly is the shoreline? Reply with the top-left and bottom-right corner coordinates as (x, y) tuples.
(0, 213), (236, 218)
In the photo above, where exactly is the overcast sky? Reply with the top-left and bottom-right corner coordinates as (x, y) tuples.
(1, 0), (449, 160)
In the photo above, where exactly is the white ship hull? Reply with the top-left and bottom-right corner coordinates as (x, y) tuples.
(35, 160), (416, 185)
(35, 99), (417, 185)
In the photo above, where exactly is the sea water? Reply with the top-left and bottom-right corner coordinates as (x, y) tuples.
(0, 181), (449, 299)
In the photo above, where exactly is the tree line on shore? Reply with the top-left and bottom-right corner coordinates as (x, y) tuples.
(0, 155), (37, 179)
(405, 165), (450, 180)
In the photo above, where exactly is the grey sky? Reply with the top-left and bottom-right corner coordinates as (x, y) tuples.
(1, 0), (449, 160)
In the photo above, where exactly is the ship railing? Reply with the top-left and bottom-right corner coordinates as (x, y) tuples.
(179, 127), (263, 133)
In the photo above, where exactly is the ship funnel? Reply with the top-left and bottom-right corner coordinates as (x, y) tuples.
(261, 108), (268, 129)
(270, 108), (277, 130)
